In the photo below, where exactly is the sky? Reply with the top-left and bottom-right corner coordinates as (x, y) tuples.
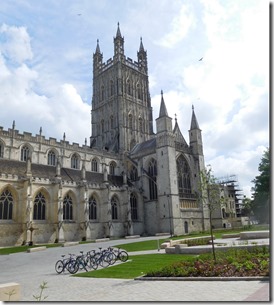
(0, 0), (270, 198)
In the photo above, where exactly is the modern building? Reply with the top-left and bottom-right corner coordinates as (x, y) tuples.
(0, 24), (211, 246)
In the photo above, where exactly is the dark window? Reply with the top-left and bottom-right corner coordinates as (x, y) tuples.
(177, 155), (192, 198)
(48, 150), (56, 166)
(130, 166), (138, 181)
(71, 154), (80, 169)
(0, 189), (13, 220)
(33, 192), (46, 220)
(130, 193), (138, 220)
(63, 194), (73, 220)
(91, 158), (98, 172)
(0, 143), (3, 158)
(89, 196), (97, 220)
(109, 162), (116, 175)
(148, 159), (157, 200)
(111, 197), (118, 220)
(21, 145), (30, 161)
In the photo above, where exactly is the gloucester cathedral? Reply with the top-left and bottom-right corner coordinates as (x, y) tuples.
(0, 24), (210, 246)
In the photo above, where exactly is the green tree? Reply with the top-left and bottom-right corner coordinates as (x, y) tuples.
(197, 165), (228, 262)
(241, 196), (254, 226)
(251, 148), (270, 224)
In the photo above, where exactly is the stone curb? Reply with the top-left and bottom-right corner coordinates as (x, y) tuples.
(134, 276), (270, 281)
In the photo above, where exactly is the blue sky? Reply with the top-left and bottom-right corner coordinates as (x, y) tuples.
(0, 0), (270, 198)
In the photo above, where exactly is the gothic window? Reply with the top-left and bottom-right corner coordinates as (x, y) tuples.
(0, 189), (13, 220)
(89, 196), (97, 220)
(91, 158), (98, 172)
(111, 196), (118, 220)
(109, 161), (116, 175)
(71, 153), (80, 169)
(110, 115), (114, 129)
(130, 166), (138, 181)
(176, 155), (192, 198)
(127, 80), (132, 95)
(47, 150), (56, 166)
(101, 85), (105, 101)
(63, 194), (73, 220)
(33, 192), (46, 220)
(110, 80), (114, 96)
(130, 193), (138, 220)
(21, 145), (30, 161)
(148, 159), (158, 200)
(137, 84), (142, 100)
(0, 142), (3, 158)
(139, 117), (143, 132)
(128, 114), (133, 129)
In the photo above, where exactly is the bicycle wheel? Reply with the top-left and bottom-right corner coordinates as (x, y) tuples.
(119, 251), (129, 262)
(88, 256), (98, 270)
(67, 260), (79, 274)
(55, 260), (64, 274)
(99, 253), (110, 268)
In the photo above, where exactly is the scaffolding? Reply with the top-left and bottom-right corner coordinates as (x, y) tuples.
(216, 174), (244, 217)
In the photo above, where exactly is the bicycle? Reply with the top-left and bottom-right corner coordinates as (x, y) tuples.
(55, 253), (76, 274)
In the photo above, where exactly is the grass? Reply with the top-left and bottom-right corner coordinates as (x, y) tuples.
(74, 254), (195, 279)
(114, 239), (167, 252)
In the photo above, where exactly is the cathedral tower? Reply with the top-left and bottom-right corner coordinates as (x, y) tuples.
(91, 23), (154, 153)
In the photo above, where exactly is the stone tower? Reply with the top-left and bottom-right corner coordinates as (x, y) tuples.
(91, 23), (154, 153)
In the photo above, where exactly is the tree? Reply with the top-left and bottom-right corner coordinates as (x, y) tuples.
(252, 148), (270, 224)
(241, 196), (254, 226)
(197, 165), (228, 262)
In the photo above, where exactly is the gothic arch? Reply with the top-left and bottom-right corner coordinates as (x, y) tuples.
(19, 143), (33, 162)
(176, 154), (192, 198)
(70, 152), (81, 169)
(46, 148), (59, 166)
(110, 194), (119, 220)
(0, 184), (18, 221)
(91, 157), (100, 172)
(0, 138), (5, 158)
(62, 190), (77, 221)
(109, 161), (117, 175)
(33, 188), (50, 221)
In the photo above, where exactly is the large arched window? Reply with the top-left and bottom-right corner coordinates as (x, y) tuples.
(109, 161), (116, 175)
(33, 192), (46, 220)
(71, 154), (80, 169)
(91, 158), (98, 172)
(21, 145), (30, 161)
(89, 195), (97, 220)
(47, 150), (56, 166)
(177, 155), (192, 198)
(130, 193), (138, 220)
(111, 196), (118, 220)
(63, 194), (73, 220)
(0, 189), (13, 220)
(148, 159), (157, 200)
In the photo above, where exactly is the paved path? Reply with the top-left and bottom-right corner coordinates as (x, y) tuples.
(0, 236), (270, 302)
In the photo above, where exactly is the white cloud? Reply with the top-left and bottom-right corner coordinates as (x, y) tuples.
(0, 24), (33, 64)
(155, 4), (195, 48)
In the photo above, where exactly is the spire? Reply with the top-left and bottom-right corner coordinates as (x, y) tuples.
(190, 105), (200, 129)
(116, 22), (122, 38)
(95, 39), (101, 53)
(159, 90), (169, 117)
(139, 37), (144, 52)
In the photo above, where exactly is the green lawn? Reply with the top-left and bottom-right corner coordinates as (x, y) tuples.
(74, 254), (195, 279)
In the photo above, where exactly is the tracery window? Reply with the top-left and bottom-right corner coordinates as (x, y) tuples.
(137, 84), (142, 99)
(89, 196), (97, 220)
(33, 192), (46, 220)
(127, 80), (132, 95)
(47, 150), (56, 166)
(109, 161), (116, 175)
(0, 189), (13, 220)
(130, 193), (138, 220)
(176, 155), (192, 198)
(63, 194), (73, 220)
(71, 154), (80, 169)
(148, 159), (157, 200)
(111, 196), (118, 220)
(21, 145), (30, 161)
(91, 158), (98, 172)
